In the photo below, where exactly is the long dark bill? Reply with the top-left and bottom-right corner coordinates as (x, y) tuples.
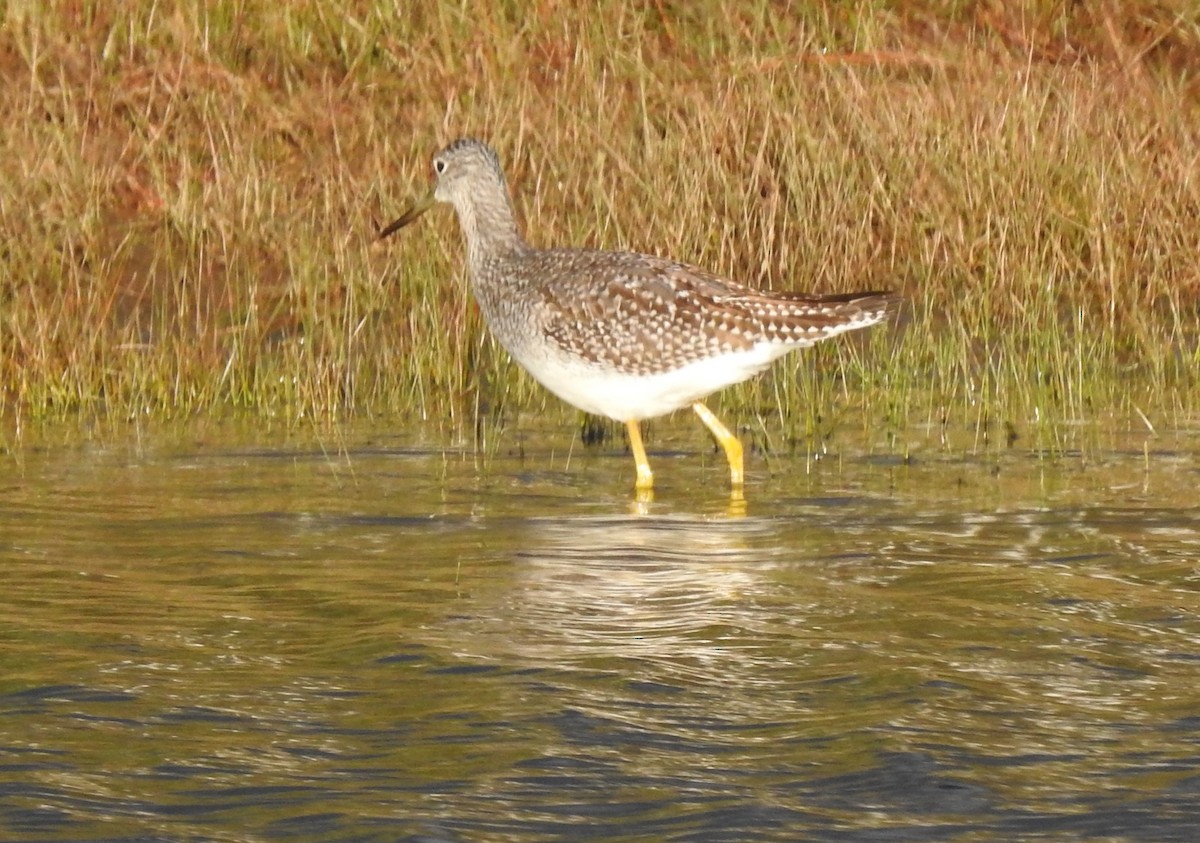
(378, 192), (435, 240)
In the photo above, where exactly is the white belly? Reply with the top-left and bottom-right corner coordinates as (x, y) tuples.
(513, 343), (793, 421)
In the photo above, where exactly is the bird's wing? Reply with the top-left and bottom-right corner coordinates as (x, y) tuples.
(535, 250), (760, 375)
(534, 249), (897, 375)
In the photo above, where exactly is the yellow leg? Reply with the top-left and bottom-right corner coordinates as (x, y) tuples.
(692, 402), (744, 489)
(625, 420), (654, 491)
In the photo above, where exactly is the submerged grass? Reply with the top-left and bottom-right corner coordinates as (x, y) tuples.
(1, 1), (1198, 452)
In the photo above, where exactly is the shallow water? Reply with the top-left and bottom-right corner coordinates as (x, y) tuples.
(2, 422), (1199, 841)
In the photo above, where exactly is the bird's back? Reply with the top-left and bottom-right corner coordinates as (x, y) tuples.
(474, 246), (898, 378)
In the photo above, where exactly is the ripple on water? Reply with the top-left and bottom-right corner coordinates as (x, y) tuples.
(0, 432), (1198, 840)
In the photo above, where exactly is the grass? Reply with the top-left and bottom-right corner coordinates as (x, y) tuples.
(1, 1), (1198, 452)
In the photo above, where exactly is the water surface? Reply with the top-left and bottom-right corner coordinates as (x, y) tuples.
(2, 421), (1198, 841)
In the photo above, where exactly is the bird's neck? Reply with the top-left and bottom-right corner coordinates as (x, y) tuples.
(455, 184), (529, 270)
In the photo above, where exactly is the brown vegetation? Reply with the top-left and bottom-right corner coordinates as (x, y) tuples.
(1, 2), (1197, 444)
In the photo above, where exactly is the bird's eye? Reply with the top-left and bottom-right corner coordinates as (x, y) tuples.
(434, 159), (446, 175)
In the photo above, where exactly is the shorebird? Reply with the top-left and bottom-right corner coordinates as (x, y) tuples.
(379, 138), (897, 495)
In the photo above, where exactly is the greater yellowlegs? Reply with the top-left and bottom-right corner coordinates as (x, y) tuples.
(379, 138), (897, 494)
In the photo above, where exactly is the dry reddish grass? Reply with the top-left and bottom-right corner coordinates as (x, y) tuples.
(1, 1), (1197, 445)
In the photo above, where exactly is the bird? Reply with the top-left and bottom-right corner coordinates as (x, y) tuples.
(378, 138), (897, 496)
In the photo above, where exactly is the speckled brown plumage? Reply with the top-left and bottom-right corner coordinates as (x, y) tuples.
(518, 249), (897, 376)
